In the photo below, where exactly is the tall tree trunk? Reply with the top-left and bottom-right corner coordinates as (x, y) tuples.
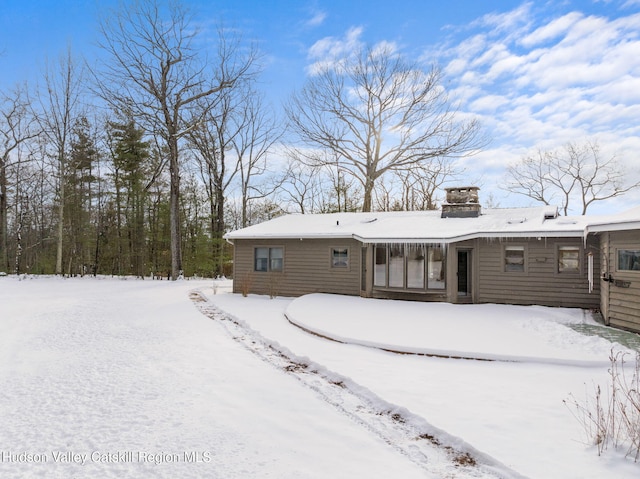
(0, 165), (7, 271)
(115, 169), (124, 275)
(362, 175), (374, 213)
(169, 138), (182, 280)
(94, 218), (101, 276)
(14, 218), (22, 275)
(134, 189), (145, 278)
(55, 158), (65, 275)
(214, 184), (225, 276)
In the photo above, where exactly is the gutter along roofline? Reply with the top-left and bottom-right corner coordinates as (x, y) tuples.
(355, 229), (586, 244)
(223, 232), (358, 241)
(585, 219), (640, 234)
(225, 227), (587, 244)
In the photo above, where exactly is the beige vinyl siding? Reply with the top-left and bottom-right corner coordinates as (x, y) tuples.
(477, 237), (600, 309)
(603, 230), (640, 333)
(232, 238), (361, 297)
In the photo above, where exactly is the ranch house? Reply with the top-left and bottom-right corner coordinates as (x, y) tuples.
(224, 187), (640, 334)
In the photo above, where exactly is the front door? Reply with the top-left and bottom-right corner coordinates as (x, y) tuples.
(457, 249), (472, 298)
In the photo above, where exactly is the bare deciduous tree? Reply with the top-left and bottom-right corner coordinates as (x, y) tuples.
(505, 140), (640, 215)
(279, 160), (323, 214)
(285, 44), (484, 212)
(233, 90), (282, 227)
(504, 149), (554, 207)
(281, 150), (362, 214)
(188, 87), (242, 243)
(0, 84), (38, 271)
(36, 50), (85, 275)
(375, 157), (461, 211)
(96, 0), (255, 279)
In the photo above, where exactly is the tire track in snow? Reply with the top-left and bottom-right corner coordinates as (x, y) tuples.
(190, 290), (527, 479)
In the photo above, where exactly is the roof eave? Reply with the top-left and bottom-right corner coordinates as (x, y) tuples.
(224, 233), (356, 241)
(586, 220), (640, 234)
(227, 230), (587, 243)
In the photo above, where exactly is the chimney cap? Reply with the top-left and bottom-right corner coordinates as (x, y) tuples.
(444, 186), (480, 192)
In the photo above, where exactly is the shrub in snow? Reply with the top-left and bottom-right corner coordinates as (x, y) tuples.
(238, 272), (254, 297)
(565, 350), (640, 461)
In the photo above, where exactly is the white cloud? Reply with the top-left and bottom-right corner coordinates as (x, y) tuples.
(306, 26), (364, 75)
(305, 27), (402, 77)
(454, 33), (489, 58)
(305, 10), (327, 27)
(370, 40), (399, 58)
(308, 26), (364, 60)
(444, 57), (467, 76)
(519, 12), (583, 48)
(468, 94), (509, 112)
(433, 3), (640, 169)
(474, 2), (533, 37)
(471, 42), (509, 71)
(484, 51), (527, 81)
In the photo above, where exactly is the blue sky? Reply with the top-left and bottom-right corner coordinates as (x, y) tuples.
(1, 0), (639, 213)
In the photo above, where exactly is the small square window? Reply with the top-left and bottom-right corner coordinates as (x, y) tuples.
(618, 249), (640, 271)
(558, 246), (580, 273)
(331, 248), (349, 268)
(505, 246), (525, 272)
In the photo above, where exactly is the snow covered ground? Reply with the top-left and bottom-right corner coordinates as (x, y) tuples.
(1, 276), (639, 478)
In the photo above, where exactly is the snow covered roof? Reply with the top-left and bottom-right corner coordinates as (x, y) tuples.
(585, 206), (640, 233)
(225, 205), (640, 244)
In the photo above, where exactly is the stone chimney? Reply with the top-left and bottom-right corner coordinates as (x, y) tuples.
(441, 186), (481, 218)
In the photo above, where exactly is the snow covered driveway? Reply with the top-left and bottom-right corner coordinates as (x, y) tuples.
(0, 277), (432, 479)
